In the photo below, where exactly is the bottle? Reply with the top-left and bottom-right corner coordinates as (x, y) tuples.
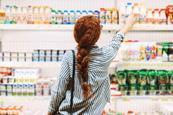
(0, 10), (5, 24)
(76, 10), (82, 21)
(100, 8), (106, 24)
(44, 6), (51, 24)
(159, 9), (166, 24)
(51, 9), (57, 24)
(94, 10), (100, 19)
(56, 10), (63, 24)
(139, 4), (147, 24)
(111, 8), (118, 24)
(146, 9), (153, 24)
(126, 2), (133, 18)
(106, 8), (112, 24)
(88, 10), (93, 15)
(82, 10), (88, 17)
(63, 10), (69, 24)
(153, 9), (160, 24)
(69, 10), (76, 24)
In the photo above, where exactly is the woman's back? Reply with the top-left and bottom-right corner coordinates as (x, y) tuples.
(49, 33), (124, 115)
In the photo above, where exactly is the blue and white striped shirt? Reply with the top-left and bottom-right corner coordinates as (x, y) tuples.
(48, 32), (124, 115)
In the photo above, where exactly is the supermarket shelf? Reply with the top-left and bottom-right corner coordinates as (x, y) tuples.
(113, 95), (173, 100)
(0, 96), (51, 101)
(0, 24), (119, 31)
(131, 24), (173, 31)
(0, 24), (173, 31)
(0, 61), (62, 67)
(117, 61), (173, 70)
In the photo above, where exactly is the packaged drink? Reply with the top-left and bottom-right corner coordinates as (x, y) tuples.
(82, 10), (88, 17)
(119, 84), (128, 95)
(162, 43), (169, 62)
(100, 8), (106, 24)
(63, 10), (69, 24)
(6, 84), (12, 96)
(36, 82), (43, 96)
(158, 70), (169, 84)
(138, 70), (148, 85)
(132, 3), (140, 23)
(153, 9), (160, 24)
(125, 3), (133, 18)
(0, 10), (5, 24)
(56, 10), (63, 24)
(165, 5), (173, 24)
(69, 10), (76, 24)
(139, 4), (147, 24)
(148, 70), (157, 95)
(146, 9), (153, 24)
(168, 43), (173, 61)
(51, 9), (57, 24)
(111, 8), (118, 24)
(12, 84), (17, 96)
(138, 84), (148, 95)
(127, 70), (138, 85)
(159, 9), (166, 24)
(159, 84), (168, 95)
(129, 84), (137, 95)
(44, 6), (51, 24)
(116, 71), (127, 85)
(106, 8), (112, 24)
(43, 82), (49, 96)
(76, 10), (82, 21)
(88, 10), (94, 15)
(94, 10), (100, 19)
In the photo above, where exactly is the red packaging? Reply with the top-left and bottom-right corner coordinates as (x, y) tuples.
(166, 5), (173, 24)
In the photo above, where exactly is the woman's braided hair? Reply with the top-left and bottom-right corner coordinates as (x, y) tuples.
(74, 15), (101, 99)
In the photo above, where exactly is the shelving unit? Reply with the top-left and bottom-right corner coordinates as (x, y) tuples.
(0, 24), (173, 31)
(0, 0), (173, 114)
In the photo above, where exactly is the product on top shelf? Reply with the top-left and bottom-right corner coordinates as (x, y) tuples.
(0, 6), (119, 25)
(166, 5), (173, 24)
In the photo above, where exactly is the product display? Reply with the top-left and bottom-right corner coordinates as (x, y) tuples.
(121, 41), (173, 62)
(0, 6), (119, 25)
(0, 67), (54, 96)
(0, 0), (173, 114)
(120, 2), (173, 25)
(0, 106), (23, 115)
(0, 49), (67, 62)
(115, 69), (173, 96)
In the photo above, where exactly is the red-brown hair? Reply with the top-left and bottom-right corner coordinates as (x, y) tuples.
(74, 15), (101, 99)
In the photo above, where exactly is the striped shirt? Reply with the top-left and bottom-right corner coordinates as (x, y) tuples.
(48, 32), (124, 115)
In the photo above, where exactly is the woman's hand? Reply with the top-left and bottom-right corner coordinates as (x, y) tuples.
(120, 14), (139, 34)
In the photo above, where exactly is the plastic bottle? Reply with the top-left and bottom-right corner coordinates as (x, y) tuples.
(82, 10), (88, 17)
(159, 9), (166, 24)
(111, 8), (118, 24)
(69, 10), (76, 24)
(146, 9), (153, 24)
(51, 9), (57, 24)
(106, 8), (112, 24)
(100, 8), (106, 24)
(153, 9), (160, 24)
(126, 2), (133, 18)
(76, 10), (82, 21)
(63, 10), (69, 24)
(88, 10), (93, 15)
(139, 4), (147, 24)
(94, 10), (100, 19)
(44, 6), (51, 24)
(56, 10), (63, 24)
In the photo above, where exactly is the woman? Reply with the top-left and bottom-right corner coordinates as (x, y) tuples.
(48, 14), (137, 115)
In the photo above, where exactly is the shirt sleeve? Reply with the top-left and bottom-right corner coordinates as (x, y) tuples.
(48, 52), (71, 113)
(100, 32), (125, 64)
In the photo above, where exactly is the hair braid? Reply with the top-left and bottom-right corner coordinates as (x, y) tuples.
(74, 15), (101, 99)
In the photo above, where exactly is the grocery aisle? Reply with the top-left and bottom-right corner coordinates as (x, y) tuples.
(0, 0), (173, 114)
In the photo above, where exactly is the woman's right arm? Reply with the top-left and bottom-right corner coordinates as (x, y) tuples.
(100, 14), (138, 63)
